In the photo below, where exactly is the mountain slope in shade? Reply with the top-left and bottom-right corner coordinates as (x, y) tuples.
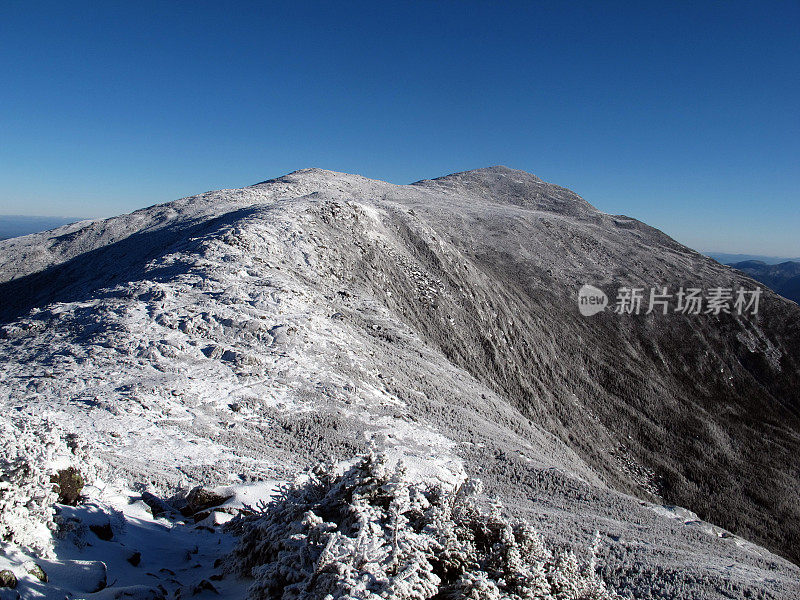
(1, 167), (799, 598)
(729, 260), (800, 304)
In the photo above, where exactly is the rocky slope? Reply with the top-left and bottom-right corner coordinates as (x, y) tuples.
(1, 167), (799, 598)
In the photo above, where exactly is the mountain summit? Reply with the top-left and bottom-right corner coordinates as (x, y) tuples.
(1, 168), (799, 598)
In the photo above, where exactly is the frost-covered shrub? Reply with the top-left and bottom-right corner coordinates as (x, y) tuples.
(226, 454), (619, 600)
(0, 417), (95, 557)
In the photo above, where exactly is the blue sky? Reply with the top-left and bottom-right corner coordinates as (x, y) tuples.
(1, 1), (798, 255)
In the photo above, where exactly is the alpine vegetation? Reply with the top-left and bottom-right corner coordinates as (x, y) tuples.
(226, 453), (617, 600)
(0, 417), (93, 558)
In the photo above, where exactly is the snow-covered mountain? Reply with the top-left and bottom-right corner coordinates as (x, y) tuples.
(1, 167), (799, 599)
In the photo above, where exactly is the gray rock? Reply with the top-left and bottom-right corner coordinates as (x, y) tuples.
(140, 491), (172, 517)
(191, 580), (218, 596)
(180, 487), (233, 517)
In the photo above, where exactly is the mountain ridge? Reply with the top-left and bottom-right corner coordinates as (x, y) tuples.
(1, 167), (799, 598)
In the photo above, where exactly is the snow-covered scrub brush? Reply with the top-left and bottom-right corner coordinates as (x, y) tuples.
(0, 416), (96, 558)
(225, 453), (620, 600)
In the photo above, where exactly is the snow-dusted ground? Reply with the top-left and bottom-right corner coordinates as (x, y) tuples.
(1, 168), (799, 599)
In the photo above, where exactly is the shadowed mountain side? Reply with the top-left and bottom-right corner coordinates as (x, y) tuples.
(729, 260), (800, 304)
(291, 188), (800, 564)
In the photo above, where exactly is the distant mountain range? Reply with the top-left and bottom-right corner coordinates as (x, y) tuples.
(0, 215), (86, 240)
(706, 251), (800, 265)
(729, 260), (800, 304)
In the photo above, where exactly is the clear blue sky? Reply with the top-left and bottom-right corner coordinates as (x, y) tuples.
(1, 1), (798, 255)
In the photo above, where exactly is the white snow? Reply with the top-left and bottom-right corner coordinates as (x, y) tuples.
(1, 168), (798, 599)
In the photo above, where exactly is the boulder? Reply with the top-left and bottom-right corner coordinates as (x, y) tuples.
(179, 487), (233, 517)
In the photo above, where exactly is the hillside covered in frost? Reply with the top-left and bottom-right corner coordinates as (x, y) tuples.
(1, 167), (799, 599)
